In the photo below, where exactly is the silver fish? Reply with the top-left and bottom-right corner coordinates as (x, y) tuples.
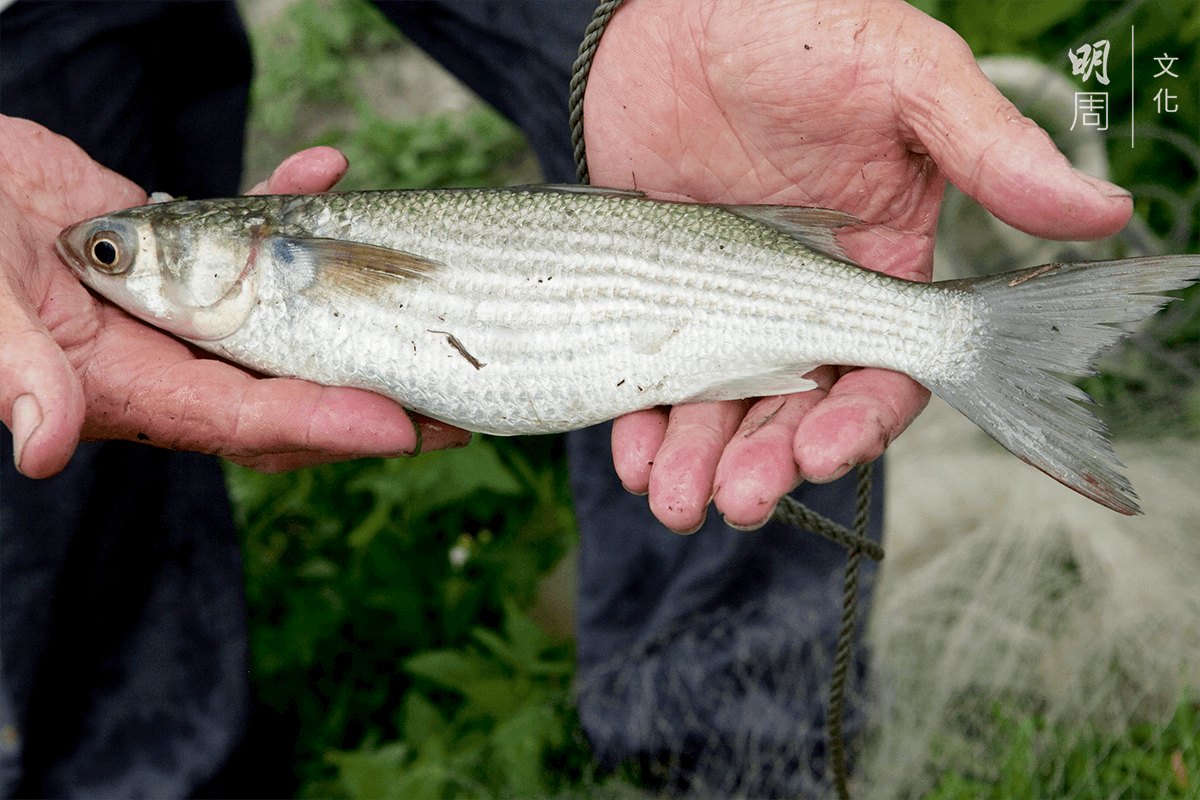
(56, 186), (1200, 514)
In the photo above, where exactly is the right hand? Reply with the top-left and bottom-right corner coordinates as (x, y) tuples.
(0, 115), (470, 479)
(587, 0), (1133, 532)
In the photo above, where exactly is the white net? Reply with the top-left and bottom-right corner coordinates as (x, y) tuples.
(863, 397), (1200, 798)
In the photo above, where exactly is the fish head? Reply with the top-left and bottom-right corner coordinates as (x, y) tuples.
(56, 203), (261, 341)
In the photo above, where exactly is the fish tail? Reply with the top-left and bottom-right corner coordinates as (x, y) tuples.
(923, 255), (1200, 515)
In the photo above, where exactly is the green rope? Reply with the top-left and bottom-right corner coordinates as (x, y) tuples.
(569, 0), (626, 185)
(823, 462), (876, 799)
(772, 488), (884, 562)
(569, 4), (881, 796)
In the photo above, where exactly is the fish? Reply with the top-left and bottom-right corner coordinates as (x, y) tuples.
(56, 186), (1200, 515)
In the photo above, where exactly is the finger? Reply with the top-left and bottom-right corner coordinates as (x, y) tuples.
(224, 415), (471, 472)
(88, 367), (471, 462)
(246, 146), (349, 195)
(793, 367), (929, 484)
(205, 380), (470, 462)
(647, 399), (747, 533)
(611, 407), (669, 494)
(711, 387), (828, 530)
(78, 314), (470, 462)
(895, 26), (1131, 240)
(0, 285), (86, 478)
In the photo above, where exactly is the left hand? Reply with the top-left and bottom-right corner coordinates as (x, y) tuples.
(584, 0), (1134, 532)
(0, 118), (469, 479)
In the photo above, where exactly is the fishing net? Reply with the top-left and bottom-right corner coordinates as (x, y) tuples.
(864, 399), (1200, 798)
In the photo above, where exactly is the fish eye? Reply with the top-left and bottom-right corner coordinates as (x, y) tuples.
(86, 230), (132, 274)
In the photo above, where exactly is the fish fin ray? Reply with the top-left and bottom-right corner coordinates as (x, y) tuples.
(517, 184), (646, 199)
(683, 366), (819, 403)
(721, 205), (863, 266)
(295, 237), (441, 279)
(926, 254), (1200, 515)
(269, 236), (441, 297)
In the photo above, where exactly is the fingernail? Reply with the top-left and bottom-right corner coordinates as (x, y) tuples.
(725, 515), (771, 532)
(802, 461), (854, 485)
(12, 394), (42, 474)
(1072, 168), (1131, 200)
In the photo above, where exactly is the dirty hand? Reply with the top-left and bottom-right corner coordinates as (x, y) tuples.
(0, 116), (469, 478)
(586, 0), (1133, 532)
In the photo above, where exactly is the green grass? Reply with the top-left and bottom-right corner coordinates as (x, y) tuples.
(921, 692), (1200, 800)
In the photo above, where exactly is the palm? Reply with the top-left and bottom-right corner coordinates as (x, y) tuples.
(582, 0), (1133, 531)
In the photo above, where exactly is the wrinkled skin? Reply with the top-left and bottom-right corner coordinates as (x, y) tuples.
(0, 0), (1132, 534)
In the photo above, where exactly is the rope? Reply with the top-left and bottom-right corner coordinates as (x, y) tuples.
(773, 489), (884, 562)
(569, 4), (881, 796)
(822, 462), (875, 799)
(569, 0), (626, 185)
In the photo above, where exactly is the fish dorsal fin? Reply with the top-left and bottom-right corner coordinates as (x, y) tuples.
(518, 184), (646, 200)
(268, 237), (442, 297)
(721, 205), (863, 266)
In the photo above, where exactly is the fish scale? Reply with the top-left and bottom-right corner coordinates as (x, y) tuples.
(57, 186), (1200, 514)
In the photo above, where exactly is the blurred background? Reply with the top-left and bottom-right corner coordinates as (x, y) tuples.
(228, 1), (1199, 797)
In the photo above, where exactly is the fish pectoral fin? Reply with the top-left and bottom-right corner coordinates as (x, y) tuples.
(683, 365), (820, 404)
(270, 236), (442, 295)
(720, 205), (863, 266)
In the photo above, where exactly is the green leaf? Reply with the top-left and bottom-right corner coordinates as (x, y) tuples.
(401, 692), (449, 749)
(501, 599), (554, 666)
(296, 555), (340, 580)
(346, 438), (523, 521)
(325, 741), (412, 800)
(488, 704), (565, 796)
(403, 648), (485, 694)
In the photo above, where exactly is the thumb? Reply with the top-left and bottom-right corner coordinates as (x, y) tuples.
(246, 146), (349, 195)
(899, 31), (1132, 241)
(0, 285), (86, 478)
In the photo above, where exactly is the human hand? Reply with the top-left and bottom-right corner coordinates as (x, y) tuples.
(0, 115), (469, 479)
(586, 0), (1134, 532)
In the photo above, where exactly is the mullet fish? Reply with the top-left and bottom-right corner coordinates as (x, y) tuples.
(57, 186), (1200, 514)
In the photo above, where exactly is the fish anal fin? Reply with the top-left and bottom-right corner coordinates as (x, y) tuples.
(683, 366), (820, 404)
